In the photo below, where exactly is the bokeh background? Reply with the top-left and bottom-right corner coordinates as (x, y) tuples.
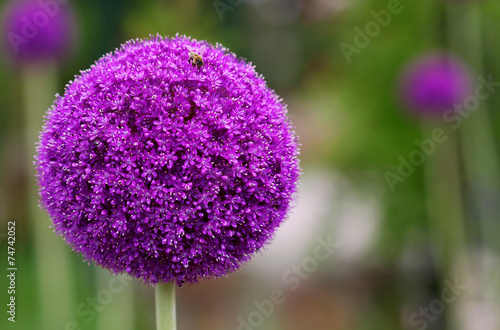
(1, 0), (500, 329)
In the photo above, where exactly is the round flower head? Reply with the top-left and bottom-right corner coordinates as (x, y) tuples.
(398, 52), (473, 118)
(1, 0), (77, 62)
(36, 35), (300, 285)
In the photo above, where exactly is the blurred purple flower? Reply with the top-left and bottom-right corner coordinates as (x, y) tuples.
(36, 35), (301, 285)
(398, 52), (473, 117)
(1, 0), (77, 62)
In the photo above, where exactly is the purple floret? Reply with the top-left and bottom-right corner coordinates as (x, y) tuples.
(398, 52), (473, 117)
(36, 35), (300, 285)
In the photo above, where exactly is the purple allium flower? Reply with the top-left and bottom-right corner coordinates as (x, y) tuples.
(398, 52), (473, 117)
(36, 35), (300, 285)
(1, 0), (77, 62)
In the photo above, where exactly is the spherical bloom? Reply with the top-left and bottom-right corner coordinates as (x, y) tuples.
(1, 0), (77, 62)
(36, 35), (300, 285)
(398, 52), (473, 117)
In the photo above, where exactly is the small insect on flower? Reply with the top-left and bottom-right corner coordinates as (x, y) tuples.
(188, 51), (204, 68)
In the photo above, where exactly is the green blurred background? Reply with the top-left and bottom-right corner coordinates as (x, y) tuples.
(1, 0), (500, 329)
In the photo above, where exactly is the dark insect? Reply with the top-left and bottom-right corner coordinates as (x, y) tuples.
(188, 51), (203, 68)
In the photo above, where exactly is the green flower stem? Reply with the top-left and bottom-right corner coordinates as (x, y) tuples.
(422, 124), (468, 271)
(422, 124), (468, 330)
(155, 283), (177, 330)
(21, 62), (75, 329)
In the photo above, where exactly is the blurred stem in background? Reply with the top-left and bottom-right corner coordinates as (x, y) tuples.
(446, 0), (500, 253)
(21, 63), (75, 329)
(422, 123), (468, 330)
(156, 283), (176, 330)
(446, 1), (500, 329)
